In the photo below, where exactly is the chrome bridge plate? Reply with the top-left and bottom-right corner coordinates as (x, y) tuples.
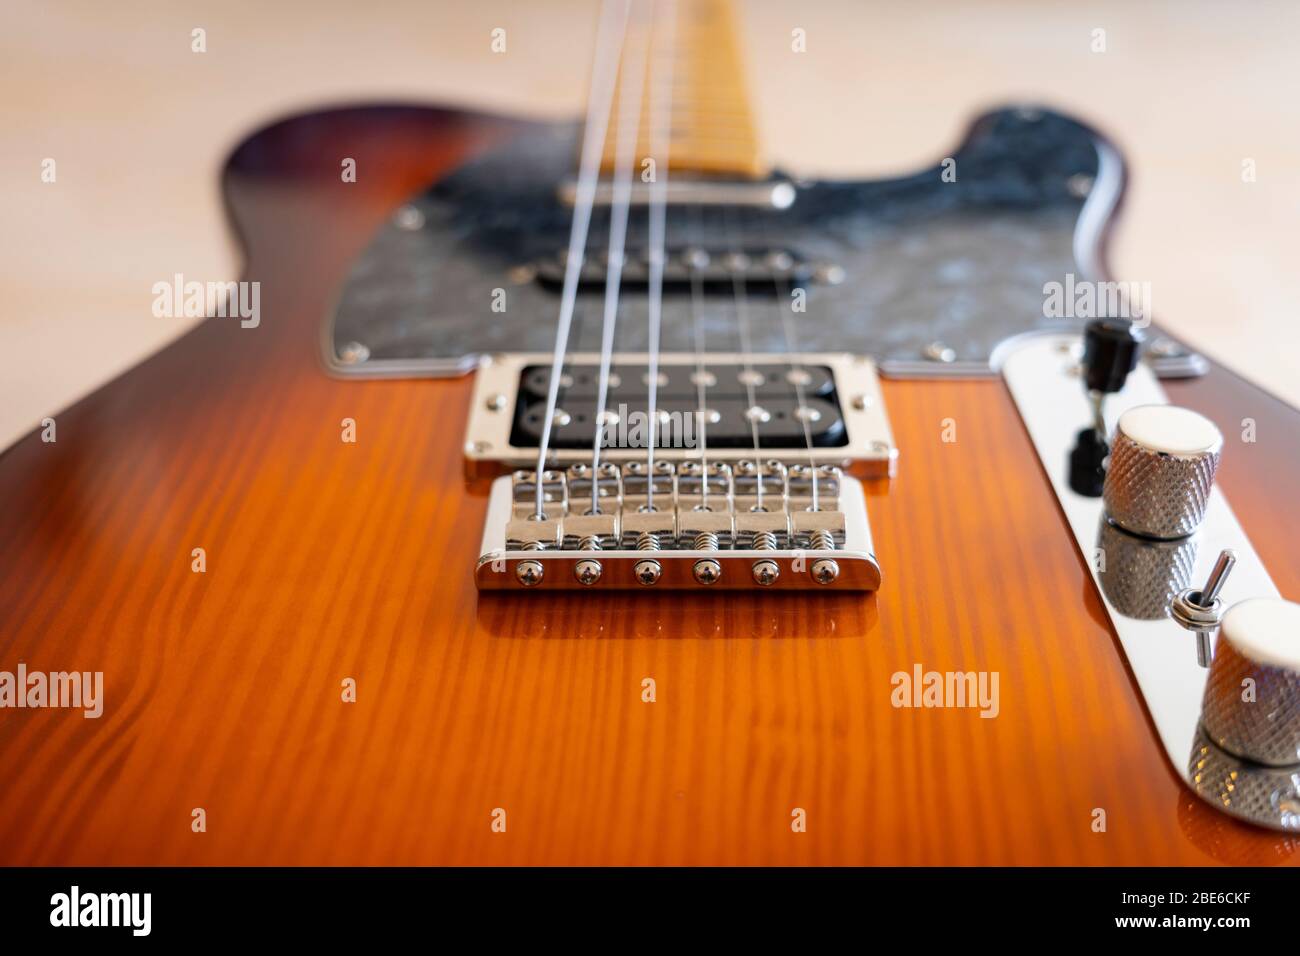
(475, 463), (880, 592)
(1003, 333), (1291, 831)
(464, 352), (897, 479)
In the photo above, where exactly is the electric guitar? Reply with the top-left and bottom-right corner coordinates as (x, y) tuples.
(2, 0), (1298, 865)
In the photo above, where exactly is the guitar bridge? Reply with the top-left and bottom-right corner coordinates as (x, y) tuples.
(475, 462), (881, 591)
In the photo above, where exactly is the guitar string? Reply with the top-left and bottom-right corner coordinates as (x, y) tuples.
(726, 206), (765, 513)
(587, 0), (651, 506)
(764, 209), (821, 512)
(642, 0), (677, 514)
(687, 205), (711, 512)
(533, 0), (631, 518)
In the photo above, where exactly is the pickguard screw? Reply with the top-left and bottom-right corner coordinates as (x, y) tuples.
(486, 393), (507, 411)
(394, 205), (425, 231)
(811, 558), (840, 585)
(923, 342), (956, 363)
(574, 559), (602, 586)
(338, 341), (370, 364)
(516, 560), (544, 587)
(814, 263), (845, 285)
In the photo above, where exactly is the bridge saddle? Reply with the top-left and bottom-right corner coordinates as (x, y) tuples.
(480, 461), (880, 591)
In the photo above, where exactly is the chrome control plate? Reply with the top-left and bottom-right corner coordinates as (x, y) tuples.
(1002, 333), (1295, 831)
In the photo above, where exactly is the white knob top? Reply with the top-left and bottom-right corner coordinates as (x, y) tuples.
(1117, 404), (1223, 457)
(1220, 597), (1300, 670)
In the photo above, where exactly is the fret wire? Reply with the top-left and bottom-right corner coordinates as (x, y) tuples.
(588, 0), (652, 504)
(533, 0), (632, 518)
(643, 0), (677, 512)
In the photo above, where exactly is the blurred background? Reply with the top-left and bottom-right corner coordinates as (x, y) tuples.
(3, 0), (1298, 451)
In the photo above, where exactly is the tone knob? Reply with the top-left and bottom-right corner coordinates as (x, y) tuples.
(1201, 597), (1300, 766)
(1102, 404), (1222, 539)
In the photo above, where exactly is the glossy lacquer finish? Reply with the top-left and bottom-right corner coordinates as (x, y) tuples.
(1, 106), (1297, 865)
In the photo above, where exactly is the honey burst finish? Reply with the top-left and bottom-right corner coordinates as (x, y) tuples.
(1, 106), (1298, 865)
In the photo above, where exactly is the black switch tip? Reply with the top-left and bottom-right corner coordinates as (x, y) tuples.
(1068, 427), (1108, 497)
(1082, 317), (1145, 394)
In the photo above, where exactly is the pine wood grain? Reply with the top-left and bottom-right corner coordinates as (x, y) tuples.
(1, 106), (1297, 866)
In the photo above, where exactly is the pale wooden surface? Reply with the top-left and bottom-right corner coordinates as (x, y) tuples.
(3, 0), (1298, 452)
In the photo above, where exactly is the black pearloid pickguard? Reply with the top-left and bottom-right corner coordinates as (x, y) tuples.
(329, 106), (1112, 376)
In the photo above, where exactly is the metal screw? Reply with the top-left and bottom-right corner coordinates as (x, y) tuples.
(813, 263), (845, 285)
(516, 560), (544, 587)
(693, 559), (722, 585)
(574, 559), (602, 586)
(851, 394), (870, 411)
(394, 205), (425, 231)
(810, 558), (840, 585)
(634, 559), (662, 586)
(923, 342), (956, 363)
(485, 393), (507, 411)
(1067, 173), (1094, 198)
(338, 341), (370, 365)
(752, 559), (779, 586)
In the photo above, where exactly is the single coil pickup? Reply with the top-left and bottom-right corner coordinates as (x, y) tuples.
(521, 363), (834, 402)
(512, 396), (847, 449)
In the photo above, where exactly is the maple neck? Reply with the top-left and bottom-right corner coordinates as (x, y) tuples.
(600, 0), (766, 179)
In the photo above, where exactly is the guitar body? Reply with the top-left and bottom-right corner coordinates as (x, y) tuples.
(2, 103), (1298, 866)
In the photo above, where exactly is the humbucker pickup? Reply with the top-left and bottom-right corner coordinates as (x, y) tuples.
(463, 352), (897, 478)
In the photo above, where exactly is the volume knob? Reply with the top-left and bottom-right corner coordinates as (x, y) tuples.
(1102, 404), (1222, 539)
(1201, 598), (1300, 766)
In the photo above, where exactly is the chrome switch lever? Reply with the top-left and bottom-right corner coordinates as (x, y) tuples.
(1200, 597), (1300, 767)
(1102, 404), (1223, 539)
(1171, 549), (1236, 667)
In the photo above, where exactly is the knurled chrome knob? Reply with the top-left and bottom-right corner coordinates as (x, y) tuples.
(1095, 515), (1199, 621)
(1102, 404), (1222, 539)
(1200, 597), (1300, 767)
